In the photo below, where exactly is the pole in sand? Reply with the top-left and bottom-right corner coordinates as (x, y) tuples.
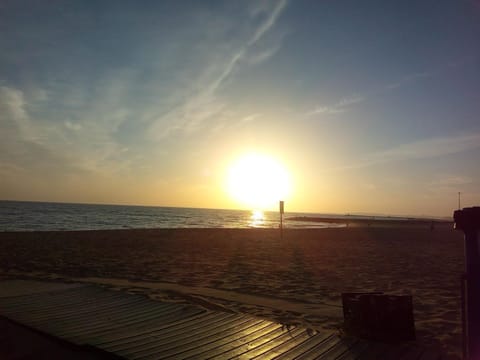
(279, 200), (284, 239)
(454, 206), (480, 360)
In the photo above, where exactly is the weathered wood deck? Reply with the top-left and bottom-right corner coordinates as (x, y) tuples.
(0, 280), (441, 359)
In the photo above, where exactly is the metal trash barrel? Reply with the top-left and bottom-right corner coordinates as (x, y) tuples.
(342, 292), (415, 342)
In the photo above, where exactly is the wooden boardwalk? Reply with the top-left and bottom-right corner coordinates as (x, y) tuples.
(0, 280), (441, 359)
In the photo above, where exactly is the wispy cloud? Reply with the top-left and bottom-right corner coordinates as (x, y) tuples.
(0, 86), (31, 139)
(372, 133), (480, 161)
(305, 69), (428, 118)
(240, 113), (261, 124)
(64, 120), (82, 131)
(307, 57), (474, 119)
(334, 133), (480, 171)
(248, 0), (288, 46)
(210, 1), (287, 94)
(431, 175), (473, 187)
(306, 94), (365, 116)
(384, 56), (476, 92)
(246, 42), (283, 65)
(385, 71), (431, 90)
(1, 2), (291, 186)
(149, 1), (288, 139)
(0, 86), (79, 177)
(426, 174), (474, 200)
(0, 82), (133, 179)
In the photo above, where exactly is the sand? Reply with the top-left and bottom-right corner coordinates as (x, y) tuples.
(0, 226), (464, 358)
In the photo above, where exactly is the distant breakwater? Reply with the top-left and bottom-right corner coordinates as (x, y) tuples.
(286, 216), (453, 227)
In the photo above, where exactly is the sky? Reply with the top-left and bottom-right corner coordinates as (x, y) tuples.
(1, 0), (479, 216)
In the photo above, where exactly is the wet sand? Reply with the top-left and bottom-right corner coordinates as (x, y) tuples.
(0, 226), (464, 358)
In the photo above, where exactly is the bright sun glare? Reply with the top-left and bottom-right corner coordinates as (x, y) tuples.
(227, 153), (291, 209)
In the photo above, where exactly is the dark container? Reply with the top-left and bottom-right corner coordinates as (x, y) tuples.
(342, 292), (416, 342)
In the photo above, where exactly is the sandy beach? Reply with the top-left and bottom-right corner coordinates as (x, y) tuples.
(0, 226), (464, 358)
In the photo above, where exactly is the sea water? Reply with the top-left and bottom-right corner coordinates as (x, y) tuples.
(0, 200), (339, 231)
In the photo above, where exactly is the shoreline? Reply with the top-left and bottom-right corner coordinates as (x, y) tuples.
(286, 216), (453, 227)
(0, 227), (464, 358)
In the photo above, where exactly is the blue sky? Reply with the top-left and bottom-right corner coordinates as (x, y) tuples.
(1, 0), (479, 216)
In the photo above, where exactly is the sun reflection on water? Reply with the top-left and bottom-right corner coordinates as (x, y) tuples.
(249, 209), (265, 227)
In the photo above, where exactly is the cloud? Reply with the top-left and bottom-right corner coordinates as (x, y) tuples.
(248, 0), (288, 46)
(0, 86), (31, 139)
(64, 120), (82, 131)
(305, 70), (430, 118)
(149, 1), (288, 139)
(240, 113), (261, 124)
(385, 72), (431, 90)
(334, 133), (480, 170)
(373, 134), (480, 161)
(306, 94), (365, 116)
(427, 174), (474, 198)
(0, 86), (85, 180)
(246, 42), (283, 65)
(201, 1), (287, 95)
(430, 175), (472, 187)
(307, 58), (471, 119)
(1, 2), (291, 194)
(0, 81), (135, 180)
(384, 57), (476, 92)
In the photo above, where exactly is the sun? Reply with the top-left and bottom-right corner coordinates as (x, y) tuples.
(226, 153), (291, 209)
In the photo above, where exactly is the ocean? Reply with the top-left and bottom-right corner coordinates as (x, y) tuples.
(0, 201), (340, 231)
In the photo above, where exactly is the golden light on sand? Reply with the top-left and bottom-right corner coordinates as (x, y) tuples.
(227, 153), (291, 209)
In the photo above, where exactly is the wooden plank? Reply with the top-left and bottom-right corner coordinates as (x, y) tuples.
(102, 312), (239, 352)
(23, 293), (147, 324)
(251, 329), (313, 359)
(0, 286), (118, 314)
(93, 312), (224, 347)
(211, 325), (294, 359)
(182, 321), (278, 359)
(0, 315), (120, 360)
(313, 336), (358, 359)
(237, 326), (305, 359)
(294, 334), (340, 360)
(0, 291), (128, 325)
(272, 332), (334, 360)
(42, 300), (175, 332)
(39, 299), (161, 335)
(152, 319), (274, 360)
(59, 305), (203, 341)
(0, 280), (86, 298)
(0, 281), (444, 360)
(123, 316), (258, 359)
